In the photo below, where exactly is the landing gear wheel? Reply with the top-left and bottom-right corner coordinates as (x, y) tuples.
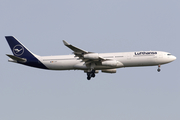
(157, 69), (161, 72)
(87, 76), (91, 80)
(91, 73), (95, 78)
(87, 72), (91, 80)
(86, 69), (96, 80)
(91, 69), (95, 78)
(157, 65), (161, 72)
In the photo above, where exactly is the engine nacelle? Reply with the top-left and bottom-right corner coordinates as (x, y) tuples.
(84, 53), (99, 60)
(102, 69), (116, 73)
(84, 70), (99, 73)
(101, 60), (124, 67)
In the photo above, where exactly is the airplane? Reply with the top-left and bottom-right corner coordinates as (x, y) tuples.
(5, 36), (176, 80)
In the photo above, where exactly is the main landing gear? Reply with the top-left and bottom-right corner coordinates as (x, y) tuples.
(157, 65), (161, 72)
(87, 69), (96, 80)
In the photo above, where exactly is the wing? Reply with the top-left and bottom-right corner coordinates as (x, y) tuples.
(63, 40), (88, 55)
(63, 40), (105, 64)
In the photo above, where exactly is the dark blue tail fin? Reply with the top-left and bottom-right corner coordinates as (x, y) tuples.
(5, 36), (35, 59)
(5, 36), (48, 69)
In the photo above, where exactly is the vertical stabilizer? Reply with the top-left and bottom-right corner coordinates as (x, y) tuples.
(5, 36), (48, 69)
(5, 36), (35, 58)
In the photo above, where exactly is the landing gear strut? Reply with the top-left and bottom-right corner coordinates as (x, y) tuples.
(87, 69), (96, 80)
(157, 65), (161, 72)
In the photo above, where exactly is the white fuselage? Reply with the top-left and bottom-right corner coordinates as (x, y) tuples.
(5, 36), (177, 80)
(37, 51), (176, 70)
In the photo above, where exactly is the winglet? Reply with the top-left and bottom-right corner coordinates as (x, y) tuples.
(63, 40), (70, 46)
(62, 40), (88, 54)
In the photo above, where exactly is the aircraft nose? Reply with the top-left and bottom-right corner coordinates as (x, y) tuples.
(173, 55), (177, 61)
(166, 55), (176, 63)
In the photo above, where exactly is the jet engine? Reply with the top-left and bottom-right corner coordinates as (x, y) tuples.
(102, 69), (116, 73)
(84, 53), (99, 60)
(84, 70), (99, 73)
(101, 60), (124, 67)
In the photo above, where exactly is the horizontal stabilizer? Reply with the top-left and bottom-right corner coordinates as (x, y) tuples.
(6, 54), (27, 62)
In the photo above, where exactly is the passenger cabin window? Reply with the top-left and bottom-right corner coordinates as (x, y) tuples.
(115, 56), (123, 58)
(104, 56), (113, 58)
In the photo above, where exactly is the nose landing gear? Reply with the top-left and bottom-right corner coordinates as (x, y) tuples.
(157, 65), (161, 72)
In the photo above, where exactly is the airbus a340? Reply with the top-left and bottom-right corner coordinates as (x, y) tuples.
(6, 36), (176, 80)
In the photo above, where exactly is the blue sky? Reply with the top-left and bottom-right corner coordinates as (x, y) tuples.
(1, 0), (179, 120)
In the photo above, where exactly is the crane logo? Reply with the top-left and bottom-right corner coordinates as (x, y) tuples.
(13, 45), (24, 56)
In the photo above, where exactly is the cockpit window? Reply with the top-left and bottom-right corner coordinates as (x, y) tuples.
(167, 54), (172, 56)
